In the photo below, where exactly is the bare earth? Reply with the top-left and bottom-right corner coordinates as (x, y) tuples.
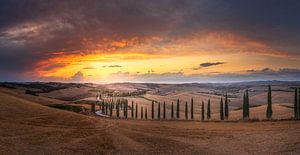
(0, 88), (300, 154)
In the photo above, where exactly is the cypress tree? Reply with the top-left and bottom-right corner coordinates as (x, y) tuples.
(266, 85), (273, 119)
(220, 98), (224, 120)
(141, 106), (143, 119)
(131, 101), (134, 119)
(125, 100), (128, 118)
(207, 99), (211, 120)
(102, 101), (105, 113)
(135, 103), (138, 119)
(91, 103), (95, 113)
(151, 101), (154, 119)
(298, 88), (300, 119)
(171, 102), (174, 119)
(158, 102), (161, 119)
(185, 101), (188, 120)
(294, 88), (298, 119)
(145, 107), (148, 119)
(246, 89), (250, 118)
(201, 101), (205, 121)
(225, 93), (229, 120)
(163, 102), (166, 119)
(105, 102), (108, 115)
(116, 103), (119, 118)
(243, 92), (247, 120)
(191, 98), (194, 120)
(110, 103), (113, 117)
(176, 99), (180, 119)
(123, 100), (126, 117)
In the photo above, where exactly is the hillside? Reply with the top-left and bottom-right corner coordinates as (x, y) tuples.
(0, 89), (300, 154)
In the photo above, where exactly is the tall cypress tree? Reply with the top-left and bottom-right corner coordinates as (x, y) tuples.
(158, 102), (161, 119)
(176, 99), (180, 119)
(266, 85), (273, 119)
(102, 101), (105, 113)
(220, 98), (224, 120)
(243, 92), (247, 120)
(123, 100), (126, 117)
(116, 103), (119, 118)
(91, 103), (95, 113)
(294, 88), (298, 119)
(225, 93), (229, 120)
(171, 102), (174, 119)
(298, 88), (300, 119)
(163, 102), (166, 119)
(131, 101), (134, 119)
(125, 100), (128, 118)
(201, 101), (205, 121)
(151, 101), (154, 119)
(110, 103), (113, 117)
(207, 99), (211, 120)
(145, 107), (148, 119)
(135, 103), (138, 119)
(185, 101), (188, 120)
(105, 102), (108, 115)
(141, 106), (143, 119)
(246, 89), (250, 118)
(191, 98), (194, 120)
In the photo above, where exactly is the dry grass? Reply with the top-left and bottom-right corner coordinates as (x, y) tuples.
(0, 88), (300, 154)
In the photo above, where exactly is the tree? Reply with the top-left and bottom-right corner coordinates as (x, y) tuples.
(91, 103), (95, 113)
(298, 88), (300, 119)
(123, 100), (126, 117)
(225, 93), (229, 120)
(135, 103), (138, 119)
(246, 89), (250, 118)
(220, 98), (224, 120)
(243, 92), (247, 119)
(152, 101), (154, 119)
(176, 99), (180, 119)
(105, 102), (108, 115)
(102, 101), (105, 113)
(294, 88), (298, 119)
(201, 101), (205, 121)
(110, 103), (113, 117)
(266, 85), (273, 119)
(158, 102), (161, 119)
(141, 106), (143, 119)
(125, 100), (128, 118)
(191, 98), (194, 120)
(131, 101), (134, 119)
(171, 102), (174, 119)
(185, 101), (188, 120)
(116, 103), (120, 118)
(207, 99), (211, 120)
(145, 107), (148, 119)
(163, 102), (166, 119)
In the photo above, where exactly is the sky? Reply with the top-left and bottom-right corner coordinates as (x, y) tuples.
(0, 0), (300, 83)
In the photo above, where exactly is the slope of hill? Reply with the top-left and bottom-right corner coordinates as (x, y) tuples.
(0, 88), (300, 154)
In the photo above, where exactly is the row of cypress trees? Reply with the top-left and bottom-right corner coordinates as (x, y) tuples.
(92, 85), (299, 120)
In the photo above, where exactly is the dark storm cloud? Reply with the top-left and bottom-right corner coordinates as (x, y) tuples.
(0, 0), (300, 81)
(200, 62), (225, 68)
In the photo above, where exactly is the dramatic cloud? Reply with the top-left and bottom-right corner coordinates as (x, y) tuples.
(0, 0), (300, 82)
(70, 71), (84, 82)
(200, 62), (225, 68)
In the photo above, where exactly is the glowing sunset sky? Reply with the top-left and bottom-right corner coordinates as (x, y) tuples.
(0, 0), (300, 83)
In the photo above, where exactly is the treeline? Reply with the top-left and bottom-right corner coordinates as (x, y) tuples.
(91, 85), (300, 121)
